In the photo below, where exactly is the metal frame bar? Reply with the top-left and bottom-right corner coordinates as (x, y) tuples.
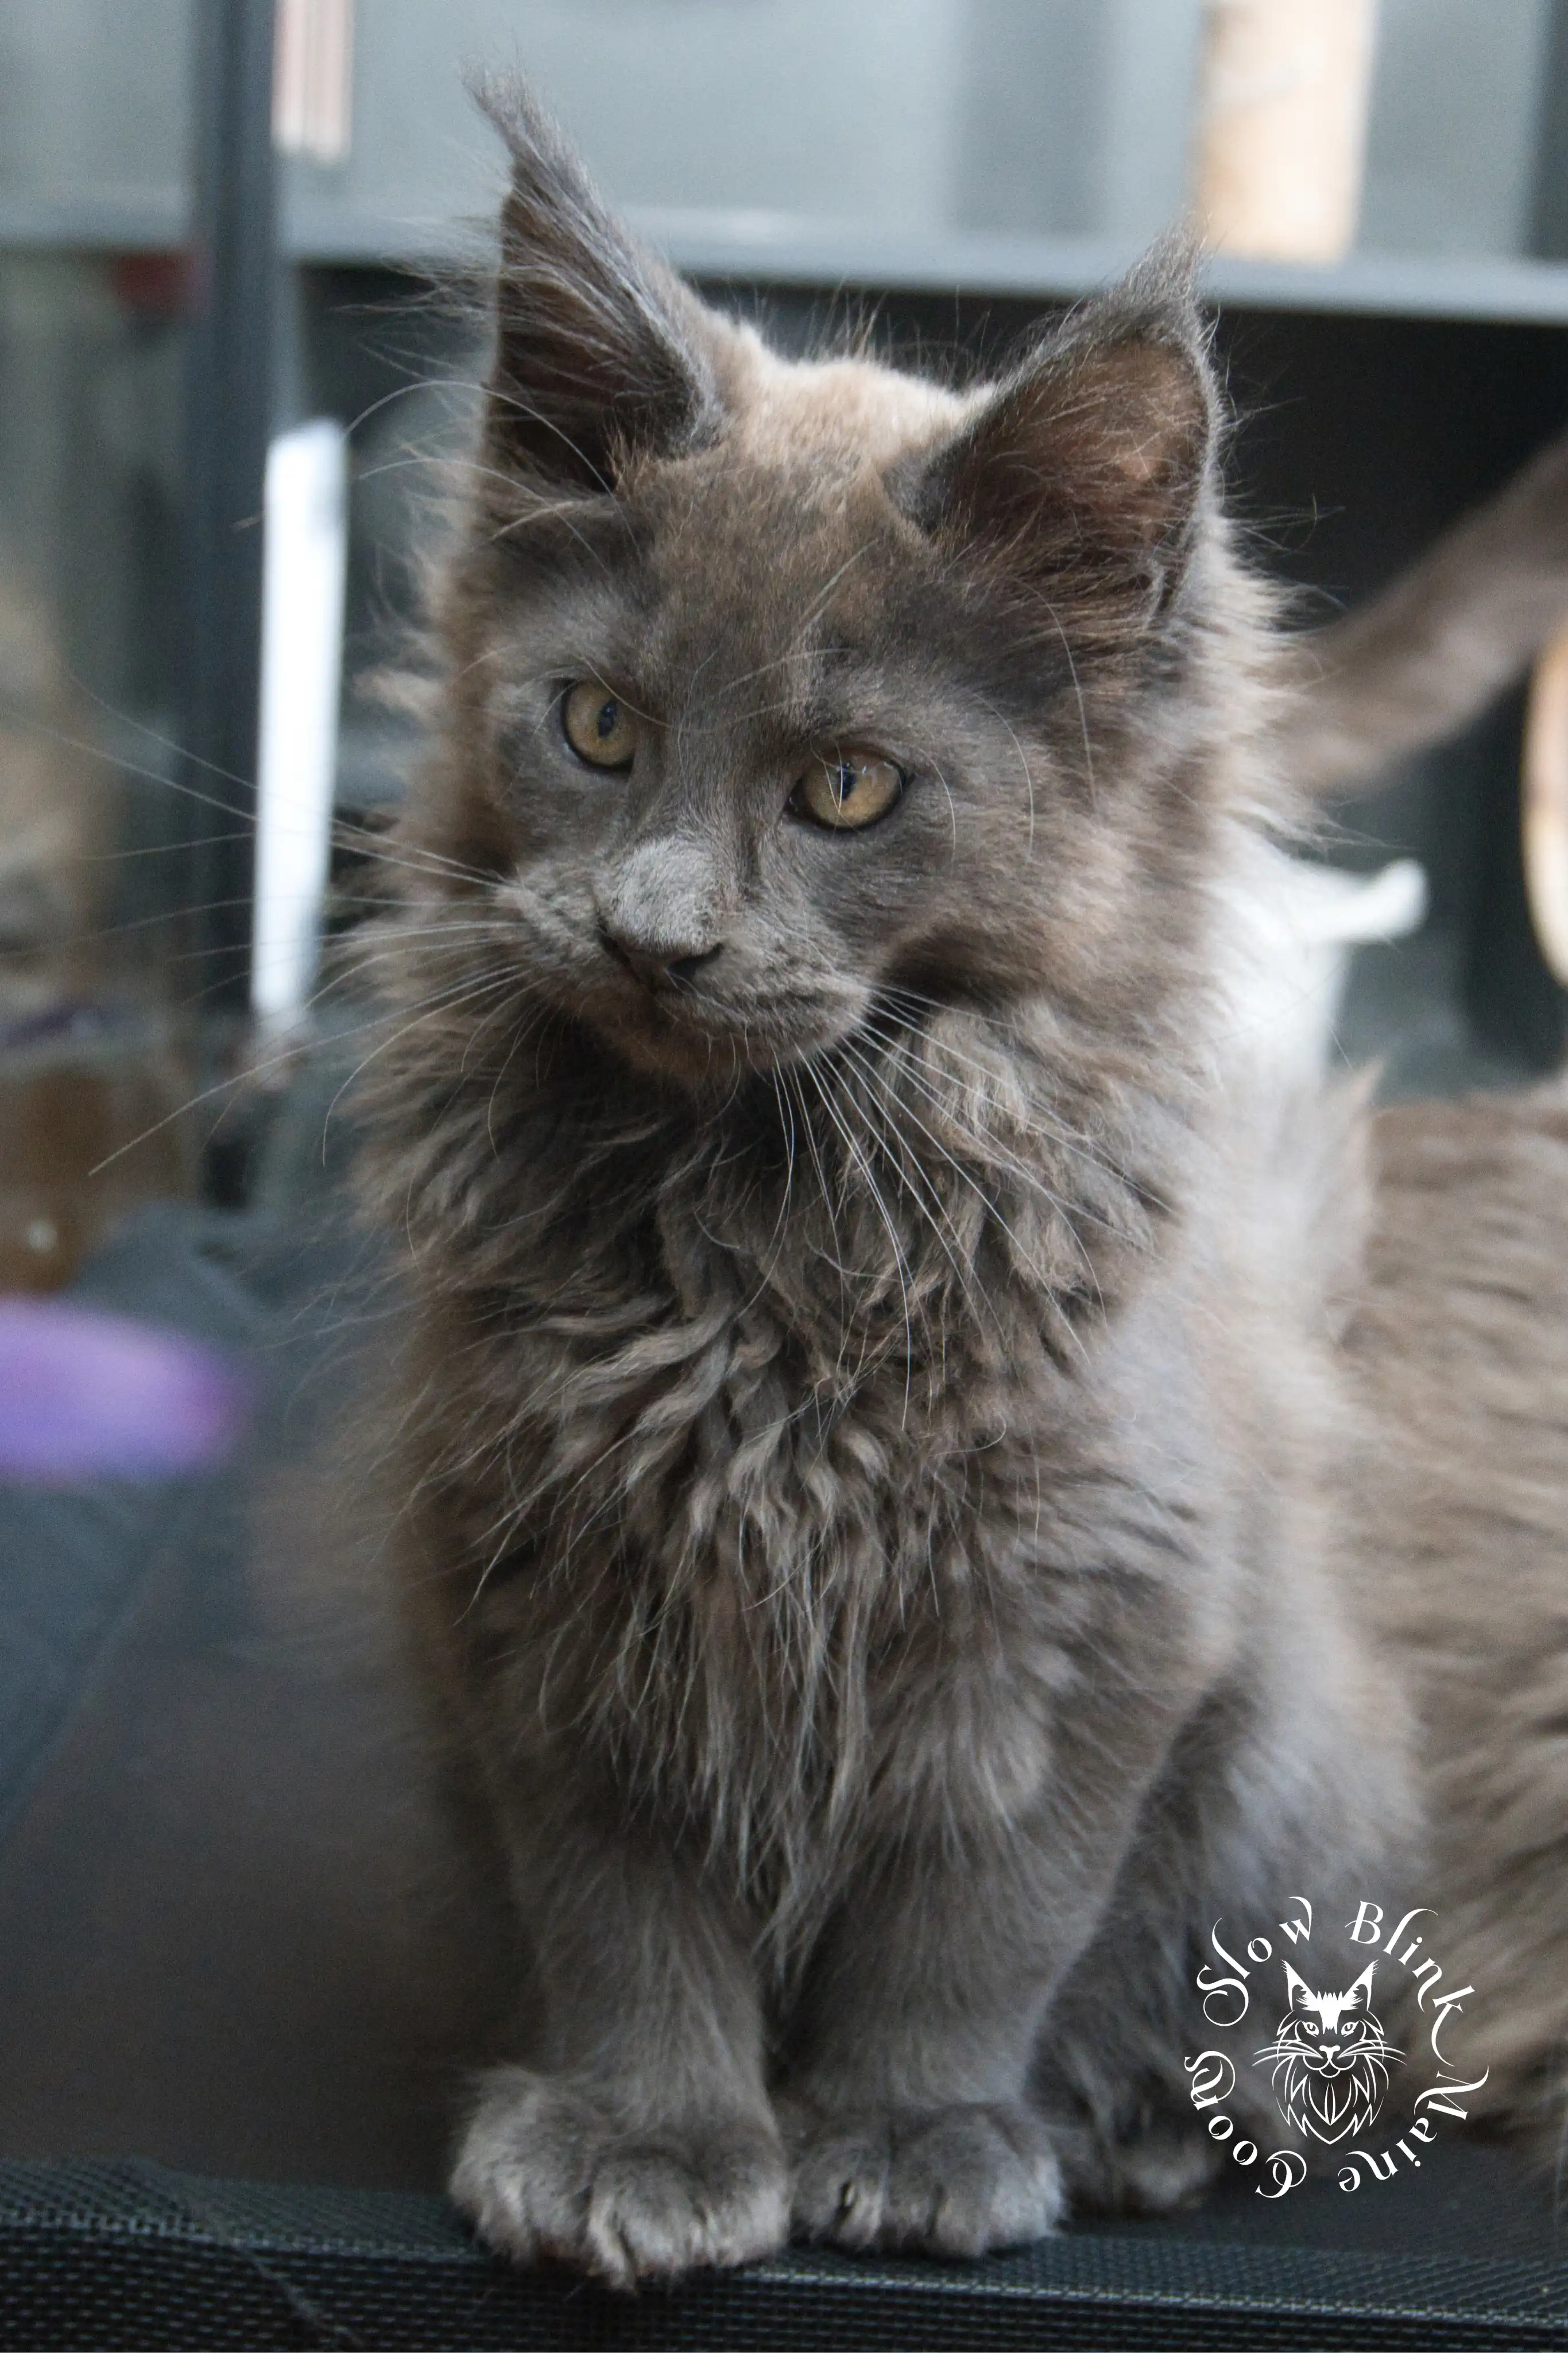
(180, 0), (277, 1021)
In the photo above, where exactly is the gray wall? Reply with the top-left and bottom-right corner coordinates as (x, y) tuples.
(954, 0), (1202, 239)
(0, 0), (189, 222)
(1360, 0), (1554, 256)
(342, 0), (966, 235)
(0, 0), (1561, 260)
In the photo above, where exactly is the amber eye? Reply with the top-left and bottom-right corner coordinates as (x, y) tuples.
(791, 752), (904, 831)
(562, 680), (639, 769)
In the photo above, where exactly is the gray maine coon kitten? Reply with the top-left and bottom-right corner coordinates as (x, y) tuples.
(355, 90), (1568, 2284)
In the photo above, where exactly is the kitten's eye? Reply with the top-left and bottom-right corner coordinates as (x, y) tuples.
(791, 752), (904, 831)
(562, 681), (638, 769)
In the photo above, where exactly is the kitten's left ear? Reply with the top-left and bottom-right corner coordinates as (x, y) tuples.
(477, 79), (723, 493)
(893, 247), (1217, 630)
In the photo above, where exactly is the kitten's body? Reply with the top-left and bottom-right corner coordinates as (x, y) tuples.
(369, 881), (1407, 2244)
(357, 94), (1563, 2281)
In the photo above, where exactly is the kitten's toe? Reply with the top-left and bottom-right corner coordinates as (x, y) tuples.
(788, 2109), (893, 2250)
(886, 2104), (1066, 2255)
(451, 2067), (789, 2286)
(788, 2100), (1063, 2257)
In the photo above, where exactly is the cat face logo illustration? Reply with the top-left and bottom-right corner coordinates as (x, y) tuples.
(1253, 1962), (1402, 2145)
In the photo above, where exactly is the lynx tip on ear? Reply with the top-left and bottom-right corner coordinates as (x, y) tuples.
(470, 73), (722, 496)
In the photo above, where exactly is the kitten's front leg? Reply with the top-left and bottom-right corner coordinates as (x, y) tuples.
(780, 1830), (1072, 2257)
(450, 1784), (787, 2286)
(780, 1621), (1209, 2263)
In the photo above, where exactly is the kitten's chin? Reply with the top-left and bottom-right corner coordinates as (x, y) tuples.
(598, 1017), (751, 1090)
(587, 992), (850, 1093)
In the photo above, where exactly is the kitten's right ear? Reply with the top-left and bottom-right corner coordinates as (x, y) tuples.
(892, 249), (1216, 634)
(477, 81), (721, 494)
(1282, 1963), (1313, 2012)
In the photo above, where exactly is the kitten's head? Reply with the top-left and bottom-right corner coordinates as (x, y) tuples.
(413, 87), (1264, 1095)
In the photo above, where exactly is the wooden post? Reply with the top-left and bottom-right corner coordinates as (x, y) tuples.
(1524, 626), (1568, 988)
(1192, 0), (1380, 264)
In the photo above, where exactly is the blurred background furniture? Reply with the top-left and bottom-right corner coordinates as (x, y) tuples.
(8, 0), (1568, 1138)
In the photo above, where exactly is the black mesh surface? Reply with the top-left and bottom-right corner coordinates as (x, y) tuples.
(3, 2157), (1568, 2351)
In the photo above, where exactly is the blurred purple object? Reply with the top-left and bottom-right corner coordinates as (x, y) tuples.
(0, 1298), (248, 1481)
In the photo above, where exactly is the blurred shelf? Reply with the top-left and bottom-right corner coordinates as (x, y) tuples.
(11, 192), (1568, 327)
(644, 212), (1568, 327)
(1196, 247), (1568, 326)
(285, 207), (1568, 324)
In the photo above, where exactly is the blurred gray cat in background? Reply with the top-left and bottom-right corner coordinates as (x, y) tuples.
(353, 87), (1568, 2284)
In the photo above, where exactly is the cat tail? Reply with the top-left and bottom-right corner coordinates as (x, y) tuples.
(1277, 422), (1568, 794)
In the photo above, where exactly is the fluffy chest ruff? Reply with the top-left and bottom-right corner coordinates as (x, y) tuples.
(372, 1001), (1211, 1953)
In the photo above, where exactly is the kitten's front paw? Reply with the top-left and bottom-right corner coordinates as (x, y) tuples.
(451, 2068), (789, 2287)
(786, 2099), (1064, 2257)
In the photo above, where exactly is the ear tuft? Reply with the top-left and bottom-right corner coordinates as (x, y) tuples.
(896, 242), (1217, 628)
(475, 78), (720, 494)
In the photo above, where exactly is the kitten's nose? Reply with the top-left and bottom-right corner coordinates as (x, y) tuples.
(597, 839), (729, 989)
(598, 919), (722, 990)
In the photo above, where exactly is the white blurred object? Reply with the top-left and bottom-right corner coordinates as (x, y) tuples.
(1193, 0), (1381, 263)
(274, 0), (355, 164)
(252, 419), (349, 1042)
(1219, 844), (1427, 1074)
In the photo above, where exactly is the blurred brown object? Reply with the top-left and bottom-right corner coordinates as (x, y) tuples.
(0, 570), (107, 1001)
(0, 554), (195, 1288)
(0, 1005), (196, 1293)
(1193, 0), (1380, 265)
